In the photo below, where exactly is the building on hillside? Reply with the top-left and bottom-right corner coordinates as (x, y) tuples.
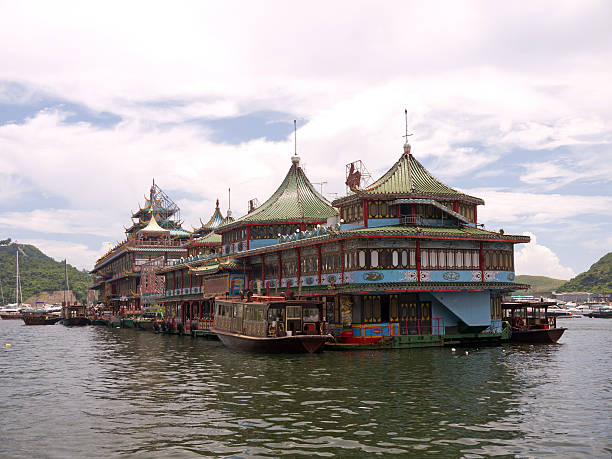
(89, 181), (190, 315)
(25, 290), (77, 305)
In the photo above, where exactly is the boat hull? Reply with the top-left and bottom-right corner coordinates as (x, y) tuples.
(213, 329), (329, 354)
(510, 327), (566, 344)
(61, 317), (91, 326)
(0, 313), (23, 320)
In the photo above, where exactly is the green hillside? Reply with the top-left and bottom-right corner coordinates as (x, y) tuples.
(0, 241), (91, 304)
(515, 275), (567, 294)
(558, 252), (612, 293)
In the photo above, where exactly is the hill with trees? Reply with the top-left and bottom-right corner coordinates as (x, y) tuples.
(0, 240), (91, 304)
(558, 252), (612, 293)
(515, 275), (567, 295)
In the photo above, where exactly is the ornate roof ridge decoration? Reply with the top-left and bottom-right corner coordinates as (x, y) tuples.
(199, 199), (225, 230)
(219, 157), (338, 231)
(333, 151), (485, 206)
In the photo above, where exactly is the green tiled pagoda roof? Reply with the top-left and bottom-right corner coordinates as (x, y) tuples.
(220, 158), (338, 230)
(333, 152), (484, 206)
(193, 231), (222, 245)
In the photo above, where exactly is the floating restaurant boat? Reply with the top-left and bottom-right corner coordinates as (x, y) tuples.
(212, 296), (331, 353)
(501, 301), (566, 343)
(91, 118), (533, 351)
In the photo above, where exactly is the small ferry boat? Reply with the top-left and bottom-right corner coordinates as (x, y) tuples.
(21, 308), (62, 325)
(212, 295), (331, 353)
(60, 303), (91, 326)
(134, 308), (163, 331)
(502, 301), (566, 343)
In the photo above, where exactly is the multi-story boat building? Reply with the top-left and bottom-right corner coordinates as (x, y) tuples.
(154, 139), (529, 348)
(90, 181), (190, 315)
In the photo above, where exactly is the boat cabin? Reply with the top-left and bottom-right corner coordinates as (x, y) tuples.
(502, 301), (558, 331)
(214, 296), (324, 338)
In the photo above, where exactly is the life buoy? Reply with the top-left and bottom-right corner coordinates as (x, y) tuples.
(269, 324), (275, 336)
(515, 318), (525, 328)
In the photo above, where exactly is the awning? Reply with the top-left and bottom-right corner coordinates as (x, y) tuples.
(391, 198), (469, 224)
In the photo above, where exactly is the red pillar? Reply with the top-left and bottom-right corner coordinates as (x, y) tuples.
(363, 200), (368, 228)
(340, 240), (345, 284)
(300, 222), (306, 231)
(416, 240), (421, 282)
(480, 242), (485, 283)
(453, 200), (458, 213)
(246, 226), (250, 250)
(261, 257), (265, 286)
(297, 247), (301, 288)
(317, 245), (322, 284)
(278, 252), (282, 285)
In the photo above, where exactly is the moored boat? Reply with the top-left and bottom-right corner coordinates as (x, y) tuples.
(0, 306), (23, 320)
(21, 310), (62, 325)
(502, 301), (566, 344)
(212, 296), (331, 353)
(60, 302), (91, 326)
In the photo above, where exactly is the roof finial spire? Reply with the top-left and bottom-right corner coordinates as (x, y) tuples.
(403, 109), (413, 155)
(227, 188), (232, 218)
(291, 119), (300, 165)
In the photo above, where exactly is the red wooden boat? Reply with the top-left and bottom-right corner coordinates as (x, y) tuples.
(212, 296), (331, 353)
(502, 301), (566, 344)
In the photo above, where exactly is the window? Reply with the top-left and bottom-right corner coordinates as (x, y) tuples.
(371, 250), (379, 268)
(421, 250), (429, 268)
(401, 250), (408, 267)
(429, 250), (437, 268)
(447, 250), (454, 267)
(410, 249), (416, 268)
(438, 250), (446, 268)
(359, 250), (366, 268)
(392, 250), (399, 267)
(473, 251), (480, 268)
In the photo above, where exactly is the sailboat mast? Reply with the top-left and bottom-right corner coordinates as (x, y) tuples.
(16, 250), (19, 305)
(0, 276), (4, 306)
(64, 260), (68, 305)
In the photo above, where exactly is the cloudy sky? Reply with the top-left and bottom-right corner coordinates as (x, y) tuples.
(1, 1), (611, 279)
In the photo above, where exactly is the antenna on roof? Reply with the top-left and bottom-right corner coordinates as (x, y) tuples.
(403, 109), (413, 155)
(227, 188), (232, 218)
(291, 119), (300, 165)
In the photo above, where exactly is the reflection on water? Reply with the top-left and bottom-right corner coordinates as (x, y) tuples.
(1, 319), (610, 457)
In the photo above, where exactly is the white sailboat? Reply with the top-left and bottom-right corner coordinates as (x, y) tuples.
(0, 249), (25, 319)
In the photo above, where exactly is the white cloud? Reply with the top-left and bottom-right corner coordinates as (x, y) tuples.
(515, 232), (575, 279)
(0, 1), (611, 274)
(470, 189), (612, 227)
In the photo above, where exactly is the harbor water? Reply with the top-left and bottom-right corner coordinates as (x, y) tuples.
(1, 319), (610, 458)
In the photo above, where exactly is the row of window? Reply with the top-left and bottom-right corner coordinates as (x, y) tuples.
(256, 247), (513, 279)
